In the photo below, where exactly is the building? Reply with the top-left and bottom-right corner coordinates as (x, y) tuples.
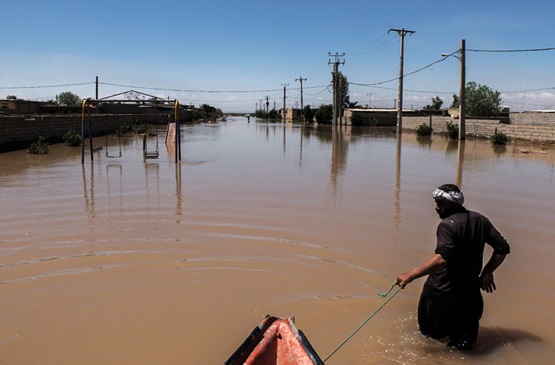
(0, 96), (43, 114)
(282, 108), (303, 123)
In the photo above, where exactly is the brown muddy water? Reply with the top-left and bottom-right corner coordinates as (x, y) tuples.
(1, 118), (554, 364)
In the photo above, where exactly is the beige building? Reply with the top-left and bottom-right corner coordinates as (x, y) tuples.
(0, 97), (42, 114)
(282, 108), (303, 123)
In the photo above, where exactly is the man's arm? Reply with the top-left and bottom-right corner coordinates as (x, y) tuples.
(479, 252), (507, 293)
(396, 254), (447, 288)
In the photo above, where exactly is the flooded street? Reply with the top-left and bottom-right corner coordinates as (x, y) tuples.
(1, 117), (554, 364)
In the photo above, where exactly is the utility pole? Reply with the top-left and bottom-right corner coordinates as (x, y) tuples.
(95, 76), (99, 114)
(367, 93), (374, 108)
(282, 83), (289, 122)
(295, 76), (306, 123)
(388, 28), (415, 134)
(265, 96), (269, 114)
(459, 39), (466, 140)
(328, 52), (345, 125)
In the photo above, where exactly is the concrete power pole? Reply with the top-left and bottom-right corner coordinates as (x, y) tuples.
(295, 76), (307, 123)
(388, 28), (415, 134)
(459, 39), (466, 140)
(328, 52), (345, 125)
(281, 83), (289, 123)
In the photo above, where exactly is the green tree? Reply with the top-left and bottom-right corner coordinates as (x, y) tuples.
(452, 82), (501, 116)
(57, 91), (81, 106)
(200, 103), (223, 121)
(465, 81), (501, 116)
(314, 104), (333, 124)
(423, 96), (443, 111)
(450, 94), (460, 108)
(303, 105), (314, 123)
(337, 72), (350, 107)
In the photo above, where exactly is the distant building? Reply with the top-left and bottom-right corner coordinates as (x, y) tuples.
(0, 97), (43, 114)
(283, 108), (303, 123)
(343, 108), (407, 126)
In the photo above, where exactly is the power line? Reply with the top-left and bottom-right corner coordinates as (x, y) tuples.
(468, 47), (555, 53)
(501, 86), (555, 94)
(0, 82), (94, 89)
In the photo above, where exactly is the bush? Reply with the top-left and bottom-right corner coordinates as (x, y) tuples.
(134, 122), (152, 135)
(416, 123), (433, 136)
(446, 121), (459, 139)
(27, 136), (49, 154)
(114, 124), (131, 138)
(491, 131), (509, 145)
(63, 129), (82, 146)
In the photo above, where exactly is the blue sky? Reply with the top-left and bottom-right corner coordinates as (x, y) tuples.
(1, 0), (554, 112)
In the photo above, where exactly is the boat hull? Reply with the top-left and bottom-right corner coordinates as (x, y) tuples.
(225, 316), (324, 365)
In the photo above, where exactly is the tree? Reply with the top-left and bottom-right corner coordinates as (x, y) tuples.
(200, 103), (223, 121)
(451, 82), (502, 116)
(423, 96), (443, 111)
(57, 91), (81, 106)
(465, 81), (502, 116)
(450, 94), (460, 108)
(303, 105), (314, 123)
(337, 72), (350, 108)
(314, 104), (333, 124)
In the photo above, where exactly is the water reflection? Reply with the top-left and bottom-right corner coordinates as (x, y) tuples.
(330, 125), (349, 197)
(82, 162), (95, 218)
(175, 163), (183, 221)
(107, 163), (123, 212)
(456, 139), (465, 187)
(395, 135), (402, 228)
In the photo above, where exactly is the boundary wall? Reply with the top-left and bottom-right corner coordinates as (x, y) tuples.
(0, 113), (156, 152)
(402, 114), (555, 143)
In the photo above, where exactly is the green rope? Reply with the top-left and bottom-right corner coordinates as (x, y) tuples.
(378, 282), (397, 297)
(323, 284), (403, 363)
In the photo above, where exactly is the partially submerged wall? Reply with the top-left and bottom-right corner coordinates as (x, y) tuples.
(0, 113), (155, 152)
(402, 113), (555, 143)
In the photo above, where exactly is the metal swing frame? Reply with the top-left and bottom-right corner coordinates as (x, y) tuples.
(81, 94), (181, 164)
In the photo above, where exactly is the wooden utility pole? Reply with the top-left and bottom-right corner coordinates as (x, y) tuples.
(459, 39), (466, 140)
(328, 52), (345, 125)
(295, 76), (306, 123)
(388, 28), (415, 134)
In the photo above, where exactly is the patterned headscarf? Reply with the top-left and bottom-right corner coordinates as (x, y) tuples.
(433, 188), (464, 205)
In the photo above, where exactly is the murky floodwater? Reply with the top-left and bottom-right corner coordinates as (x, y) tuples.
(1, 118), (554, 364)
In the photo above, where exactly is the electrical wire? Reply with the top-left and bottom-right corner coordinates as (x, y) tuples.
(468, 47), (555, 53)
(0, 82), (94, 89)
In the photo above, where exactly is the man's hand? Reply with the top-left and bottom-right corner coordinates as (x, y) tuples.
(396, 272), (414, 288)
(480, 272), (496, 293)
(480, 252), (506, 293)
(396, 254), (447, 289)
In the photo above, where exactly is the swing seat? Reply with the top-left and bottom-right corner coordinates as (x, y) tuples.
(142, 133), (159, 159)
(144, 150), (159, 159)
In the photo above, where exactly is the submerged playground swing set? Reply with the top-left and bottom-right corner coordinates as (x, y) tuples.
(80, 92), (182, 164)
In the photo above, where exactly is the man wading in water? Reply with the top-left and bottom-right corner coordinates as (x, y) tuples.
(396, 184), (510, 350)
